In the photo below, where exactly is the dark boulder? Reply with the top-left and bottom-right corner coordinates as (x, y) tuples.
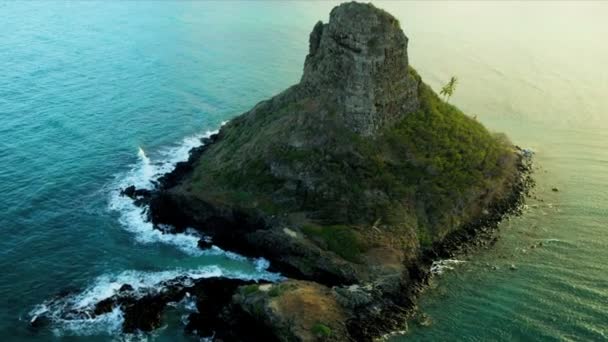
(94, 297), (117, 316)
(121, 185), (136, 198)
(29, 315), (50, 329)
(121, 186), (152, 207)
(122, 295), (167, 333)
(197, 239), (213, 249)
(119, 284), (134, 293)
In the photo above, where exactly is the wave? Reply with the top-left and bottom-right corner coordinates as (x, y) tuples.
(430, 259), (466, 275)
(29, 264), (281, 336)
(108, 127), (226, 256)
(34, 125), (286, 337)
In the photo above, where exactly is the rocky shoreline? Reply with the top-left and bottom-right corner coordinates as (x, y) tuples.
(103, 135), (532, 341)
(38, 156), (531, 339)
(29, 138), (532, 341)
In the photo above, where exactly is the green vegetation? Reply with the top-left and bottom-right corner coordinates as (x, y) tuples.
(241, 284), (259, 296)
(417, 226), (433, 247)
(390, 81), (509, 184)
(440, 76), (458, 103)
(182, 67), (514, 247)
(268, 283), (296, 297)
(375, 76), (512, 235)
(311, 323), (332, 338)
(250, 302), (266, 318)
(302, 224), (366, 262)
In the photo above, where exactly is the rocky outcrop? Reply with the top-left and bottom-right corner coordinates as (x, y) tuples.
(235, 280), (350, 341)
(300, 2), (419, 135)
(117, 2), (533, 341)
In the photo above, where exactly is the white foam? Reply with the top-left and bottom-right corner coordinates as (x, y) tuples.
(70, 265), (278, 309)
(30, 264), (281, 336)
(430, 259), (466, 275)
(30, 303), (125, 337)
(137, 147), (154, 184)
(54, 124), (288, 337)
(108, 128), (220, 255)
(37, 124), (286, 336)
(56, 307), (125, 337)
(254, 257), (271, 272)
(521, 147), (535, 157)
(171, 293), (198, 313)
(106, 125), (272, 263)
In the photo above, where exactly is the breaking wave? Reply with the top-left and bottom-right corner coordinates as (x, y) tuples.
(29, 264), (281, 336)
(108, 127), (222, 256)
(430, 259), (466, 275)
(30, 124), (286, 337)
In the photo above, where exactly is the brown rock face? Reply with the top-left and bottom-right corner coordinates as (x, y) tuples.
(301, 2), (419, 136)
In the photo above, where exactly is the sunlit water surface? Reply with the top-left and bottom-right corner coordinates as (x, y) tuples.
(0, 1), (606, 341)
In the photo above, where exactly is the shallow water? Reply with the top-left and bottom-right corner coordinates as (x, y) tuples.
(0, 1), (606, 341)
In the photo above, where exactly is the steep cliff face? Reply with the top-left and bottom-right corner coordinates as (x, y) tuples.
(301, 2), (419, 135)
(147, 2), (528, 340)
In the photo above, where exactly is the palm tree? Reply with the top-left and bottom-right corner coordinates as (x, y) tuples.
(440, 76), (458, 103)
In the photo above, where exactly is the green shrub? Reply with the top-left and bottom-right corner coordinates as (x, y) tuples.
(312, 323), (332, 337)
(240, 284), (259, 296)
(268, 283), (295, 297)
(302, 224), (365, 262)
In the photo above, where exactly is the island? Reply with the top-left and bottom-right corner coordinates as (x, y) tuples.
(41, 2), (533, 341)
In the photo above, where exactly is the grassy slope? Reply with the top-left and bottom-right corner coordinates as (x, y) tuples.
(178, 67), (517, 253)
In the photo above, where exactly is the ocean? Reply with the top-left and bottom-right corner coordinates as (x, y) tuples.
(0, 1), (606, 341)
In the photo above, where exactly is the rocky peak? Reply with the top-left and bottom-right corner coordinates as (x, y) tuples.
(300, 2), (419, 136)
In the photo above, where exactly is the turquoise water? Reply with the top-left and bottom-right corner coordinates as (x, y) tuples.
(0, 1), (606, 341)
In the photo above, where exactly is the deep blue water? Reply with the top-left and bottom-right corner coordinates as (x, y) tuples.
(1, 1), (607, 341)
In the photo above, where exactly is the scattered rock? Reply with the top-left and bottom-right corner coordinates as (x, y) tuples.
(94, 297), (117, 315)
(119, 284), (134, 293)
(530, 241), (543, 249)
(122, 294), (167, 333)
(121, 185), (152, 206)
(283, 227), (298, 238)
(414, 312), (432, 327)
(510, 264), (517, 271)
(335, 284), (374, 308)
(197, 239), (213, 249)
(29, 315), (50, 329)
(121, 185), (136, 198)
